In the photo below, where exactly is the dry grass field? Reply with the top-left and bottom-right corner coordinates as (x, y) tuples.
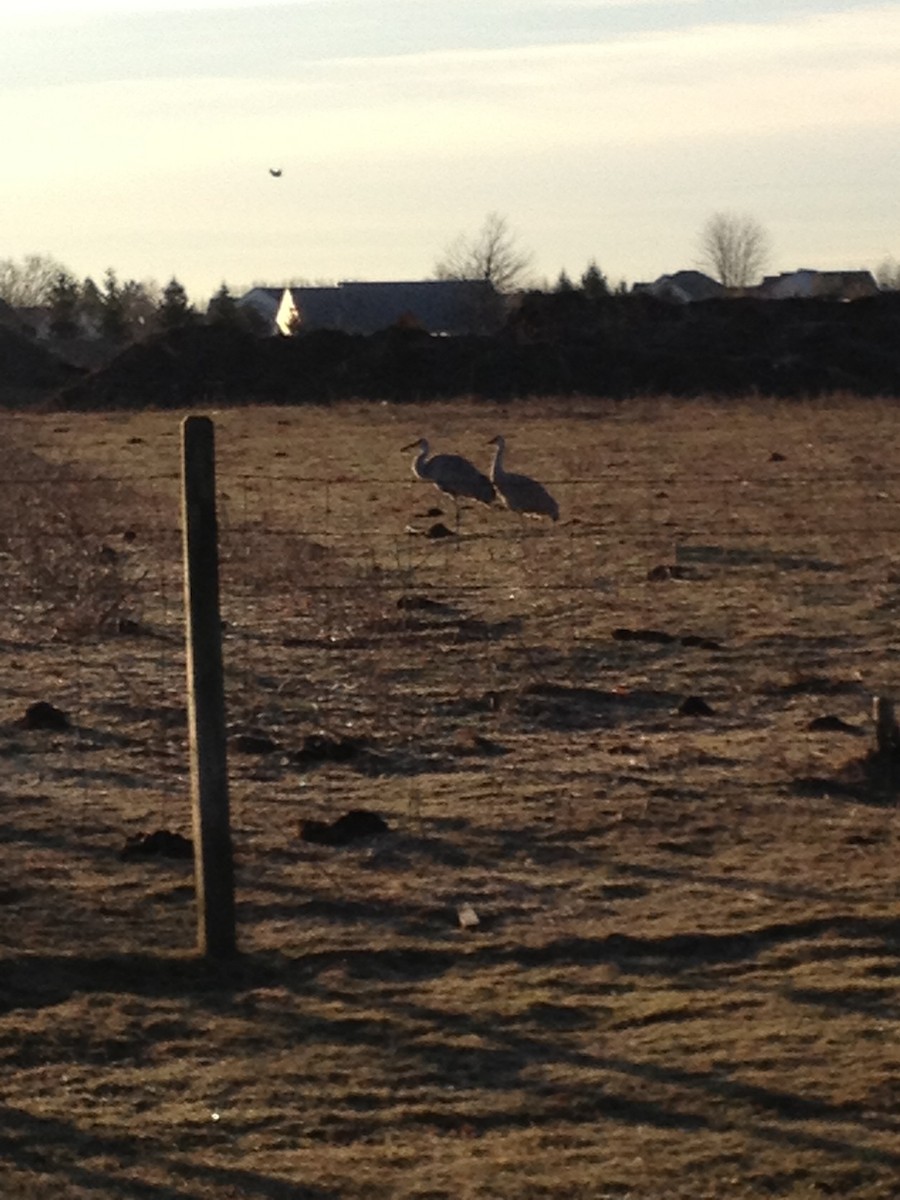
(1, 393), (899, 1200)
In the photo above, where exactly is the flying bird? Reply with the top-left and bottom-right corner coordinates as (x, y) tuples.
(488, 435), (559, 522)
(269, 168), (283, 177)
(403, 438), (495, 530)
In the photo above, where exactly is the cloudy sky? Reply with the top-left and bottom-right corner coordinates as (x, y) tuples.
(1, 0), (898, 300)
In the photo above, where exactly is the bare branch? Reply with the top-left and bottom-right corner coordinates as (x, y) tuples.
(698, 213), (771, 289)
(434, 212), (534, 293)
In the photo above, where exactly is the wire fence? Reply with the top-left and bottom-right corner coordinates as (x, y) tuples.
(2, 401), (899, 959)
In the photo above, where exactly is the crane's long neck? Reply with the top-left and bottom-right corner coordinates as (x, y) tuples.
(413, 445), (431, 481)
(490, 439), (505, 483)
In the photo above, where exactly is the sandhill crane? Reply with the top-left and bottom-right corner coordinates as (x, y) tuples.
(403, 438), (495, 530)
(488, 435), (559, 522)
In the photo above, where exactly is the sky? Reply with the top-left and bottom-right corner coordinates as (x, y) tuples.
(1, 0), (898, 302)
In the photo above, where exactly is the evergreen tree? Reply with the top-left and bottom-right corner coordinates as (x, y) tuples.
(101, 267), (128, 340)
(553, 270), (576, 293)
(79, 276), (105, 335)
(119, 278), (160, 340)
(158, 277), (196, 331)
(47, 271), (80, 339)
(581, 261), (610, 300)
(206, 282), (241, 326)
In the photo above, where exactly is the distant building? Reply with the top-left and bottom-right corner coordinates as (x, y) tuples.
(239, 279), (500, 337)
(754, 268), (879, 301)
(631, 271), (726, 304)
(236, 287), (285, 335)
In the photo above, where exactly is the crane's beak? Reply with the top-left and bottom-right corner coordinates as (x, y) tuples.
(401, 440), (420, 452)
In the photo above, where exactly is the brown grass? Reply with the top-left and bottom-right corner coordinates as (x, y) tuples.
(1, 393), (899, 1199)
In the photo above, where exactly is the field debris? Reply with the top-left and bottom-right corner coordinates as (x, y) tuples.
(18, 700), (70, 731)
(452, 727), (507, 757)
(457, 902), (480, 929)
(807, 714), (863, 734)
(231, 731), (280, 755)
(299, 808), (390, 846)
(119, 829), (194, 861)
(613, 626), (722, 649)
(677, 695), (715, 716)
(291, 732), (367, 768)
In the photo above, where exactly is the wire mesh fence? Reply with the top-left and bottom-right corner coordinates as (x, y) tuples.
(2, 397), (899, 961)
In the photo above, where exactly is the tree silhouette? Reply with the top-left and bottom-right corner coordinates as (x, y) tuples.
(581, 261), (610, 300)
(47, 272), (81, 339)
(101, 268), (128, 340)
(0, 253), (72, 306)
(698, 212), (770, 289)
(206, 282), (245, 328)
(875, 258), (900, 290)
(434, 212), (534, 293)
(158, 277), (196, 331)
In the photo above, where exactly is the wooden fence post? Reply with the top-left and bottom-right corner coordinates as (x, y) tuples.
(181, 415), (236, 958)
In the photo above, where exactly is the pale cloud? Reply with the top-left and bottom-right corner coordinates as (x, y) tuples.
(1, 2), (898, 291)
(6, 6), (899, 170)
(225, 5), (900, 157)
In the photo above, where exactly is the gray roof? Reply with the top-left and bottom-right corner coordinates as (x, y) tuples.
(632, 271), (726, 303)
(289, 279), (499, 335)
(756, 269), (879, 300)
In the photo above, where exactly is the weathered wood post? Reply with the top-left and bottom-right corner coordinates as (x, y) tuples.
(873, 696), (899, 759)
(181, 415), (236, 958)
(872, 695), (900, 798)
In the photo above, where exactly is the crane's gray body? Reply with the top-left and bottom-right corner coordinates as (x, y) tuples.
(404, 438), (496, 506)
(489, 435), (559, 521)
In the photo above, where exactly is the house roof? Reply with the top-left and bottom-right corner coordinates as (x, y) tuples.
(756, 269), (879, 299)
(634, 270), (725, 304)
(237, 287), (284, 318)
(287, 279), (497, 335)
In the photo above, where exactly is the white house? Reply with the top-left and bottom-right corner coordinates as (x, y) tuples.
(236, 287), (286, 335)
(631, 271), (726, 304)
(755, 269), (879, 301)
(240, 279), (501, 337)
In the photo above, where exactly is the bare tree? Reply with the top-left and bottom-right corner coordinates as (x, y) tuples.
(434, 212), (534, 293)
(875, 257), (900, 290)
(698, 212), (771, 289)
(0, 253), (72, 306)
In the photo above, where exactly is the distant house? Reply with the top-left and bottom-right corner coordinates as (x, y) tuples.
(755, 269), (879, 301)
(236, 287), (285, 335)
(631, 271), (726, 304)
(240, 279), (501, 337)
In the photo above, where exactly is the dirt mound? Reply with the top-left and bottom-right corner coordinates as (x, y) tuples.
(47, 291), (900, 409)
(0, 324), (82, 402)
(56, 324), (267, 409)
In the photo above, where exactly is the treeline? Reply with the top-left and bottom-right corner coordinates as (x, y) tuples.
(0, 255), (258, 343)
(4, 252), (900, 406)
(54, 287), (900, 410)
(43, 272), (259, 342)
